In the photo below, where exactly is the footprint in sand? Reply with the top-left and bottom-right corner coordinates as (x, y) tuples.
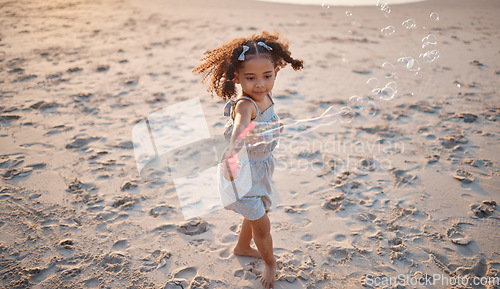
(177, 219), (209, 236)
(100, 252), (129, 273)
(470, 201), (496, 218)
(356, 212), (377, 222)
(140, 249), (172, 272)
(112, 239), (130, 251)
(218, 247), (232, 259)
(120, 180), (137, 191)
(301, 233), (313, 242)
(65, 136), (99, 149)
(112, 195), (138, 210)
(440, 133), (468, 149)
(324, 245), (353, 264)
(174, 266), (197, 280)
(190, 276), (211, 288)
(220, 233), (238, 244)
(447, 224), (473, 245)
(67, 66), (82, 73)
(425, 154), (440, 164)
(164, 279), (189, 289)
(61, 267), (81, 277)
(453, 169), (474, 184)
(59, 239), (75, 250)
(322, 194), (346, 212)
(96, 64), (109, 72)
(149, 204), (174, 218)
(333, 234), (346, 242)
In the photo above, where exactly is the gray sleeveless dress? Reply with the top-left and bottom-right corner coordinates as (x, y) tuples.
(222, 94), (280, 221)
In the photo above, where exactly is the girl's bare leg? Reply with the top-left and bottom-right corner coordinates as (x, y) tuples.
(249, 213), (276, 289)
(233, 218), (262, 259)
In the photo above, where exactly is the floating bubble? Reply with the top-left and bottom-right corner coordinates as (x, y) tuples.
(397, 57), (412, 68)
(376, 1), (391, 17)
(339, 107), (356, 123)
(346, 11), (352, 16)
(366, 77), (380, 91)
(351, 20), (361, 27)
(385, 81), (397, 92)
(422, 50), (440, 63)
(381, 25), (395, 36)
(402, 19), (416, 29)
(356, 96), (377, 117)
(409, 59), (420, 75)
(364, 100), (377, 116)
(421, 34), (437, 48)
(379, 86), (396, 100)
(322, 3), (330, 9)
(397, 57), (420, 74)
(348, 96), (363, 111)
(381, 6), (391, 17)
(382, 62), (396, 78)
(430, 12), (439, 21)
(369, 89), (380, 99)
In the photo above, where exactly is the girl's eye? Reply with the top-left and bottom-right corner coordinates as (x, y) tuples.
(246, 77), (254, 80)
(265, 75), (272, 78)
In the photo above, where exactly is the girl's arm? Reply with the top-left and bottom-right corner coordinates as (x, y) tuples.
(228, 100), (256, 153)
(221, 100), (255, 181)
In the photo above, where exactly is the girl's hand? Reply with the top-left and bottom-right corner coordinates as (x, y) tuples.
(221, 150), (240, 181)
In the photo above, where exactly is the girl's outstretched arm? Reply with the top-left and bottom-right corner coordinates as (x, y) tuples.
(228, 100), (256, 153)
(221, 100), (256, 181)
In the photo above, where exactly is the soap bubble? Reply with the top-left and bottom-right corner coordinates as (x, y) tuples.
(402, 19), (416, 29)
(422, 50), (440, 63)
(386, 81), (397, 92)
(381, 25), (395, 36)
(366, 77), (380, 91)
(346, 11), (352, 16)
(381, 6), (391, 17)
(421, 34), (437, 48)
(322, 3), (331, 9)
(371, 88), (381, 98)
(365, 101), (377, 116)
(397, 57), (420, 75)
(430, 12), (439, 21)
(339, 107), (356, 123)
(348, 96), (375, 115)
(348, 96), (363, 111)
(376, 1), (391, 17)
(382, 62), (396, 78)
(379, 86), (396, 100)
(357, 96), (377, 116)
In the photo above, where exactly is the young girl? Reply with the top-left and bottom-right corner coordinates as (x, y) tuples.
(193, 31), (303, 289)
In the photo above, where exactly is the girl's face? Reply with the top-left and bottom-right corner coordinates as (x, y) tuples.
(234, 55), (277, 101)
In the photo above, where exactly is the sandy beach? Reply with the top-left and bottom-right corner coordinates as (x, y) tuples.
(1, 0), (499, 288)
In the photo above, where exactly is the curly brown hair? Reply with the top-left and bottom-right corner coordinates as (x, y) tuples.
(193, 31), (304, 101)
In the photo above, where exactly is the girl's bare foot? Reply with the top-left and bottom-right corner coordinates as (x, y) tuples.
(233, 246), (263, 259)
(260, 260), (277, 289)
